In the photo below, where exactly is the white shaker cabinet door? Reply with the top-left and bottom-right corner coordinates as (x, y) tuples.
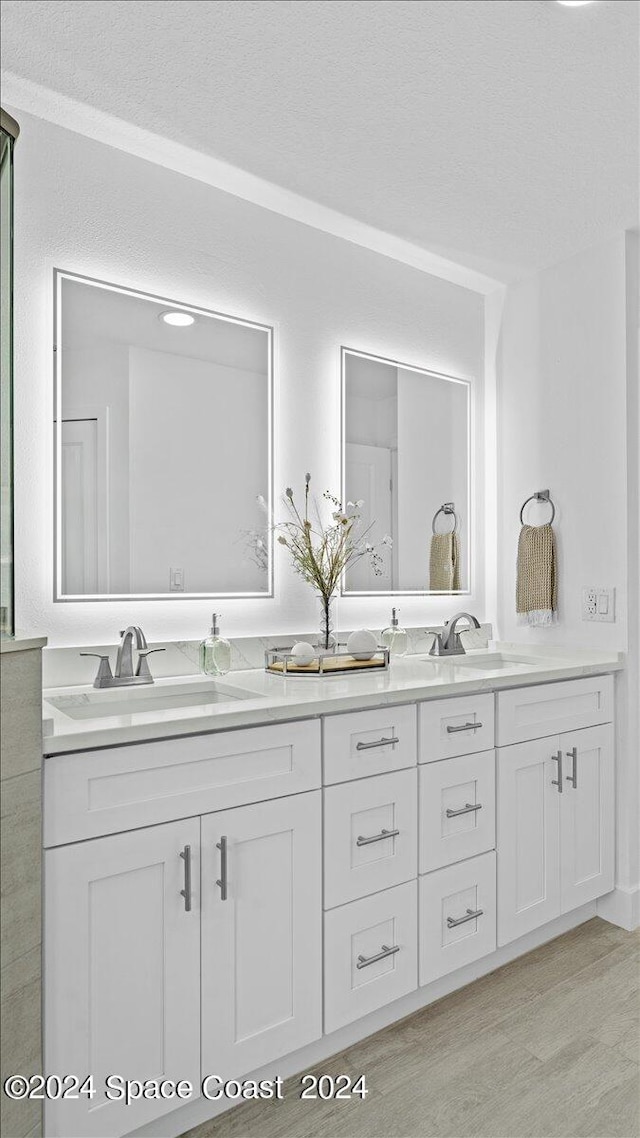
(497, 739), (562, 946)
(560, 724), (614, 912)
(44, 819), (201, 1138)
(201, 791), (322, 1080)
(324, 768), (418, 908)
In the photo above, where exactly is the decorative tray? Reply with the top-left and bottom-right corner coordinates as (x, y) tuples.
(265, 645), (390, 676)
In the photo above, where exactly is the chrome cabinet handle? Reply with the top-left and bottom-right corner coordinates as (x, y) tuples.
(179, 845), (192, 912)
(446, 721), (483, 734)
(447, 907), (483, 928)
(356, 827), (400, 847)
(356, 943), (400, 969)
(445, 802), (482, 819)
(356, 736), (400, 751)
(551, 750), (563, 793)
(216, 836), (228, 900)
(565, 746), (578, 789)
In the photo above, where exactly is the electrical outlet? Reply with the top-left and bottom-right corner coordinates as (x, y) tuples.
(582, 587), (615, 622)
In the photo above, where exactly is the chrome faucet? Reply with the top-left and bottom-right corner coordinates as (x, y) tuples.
(116, 626), (148, 680)
(429, 612), (481, 657)
(80, 626), (165, 688)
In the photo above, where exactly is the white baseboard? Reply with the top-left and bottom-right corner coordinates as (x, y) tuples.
(129, 902), (597, 1138)
(597, 884), (640, 931)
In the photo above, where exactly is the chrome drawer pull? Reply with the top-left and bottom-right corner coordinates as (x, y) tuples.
(216, 835), (228, 900)
(447, 907), (483, 929)
(356, 827), (400, 847)
(446, 721), (483, 734)
(356, 736), (400, 751)
(551, 750), (563, 793)
(179, 845), (192, 912)
(445, 802), (482, 819)
(565, 746), (578, 789)
(356, 943), (400, 969)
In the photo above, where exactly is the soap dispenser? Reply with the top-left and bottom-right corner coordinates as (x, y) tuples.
(199, 613), (231, 676)
(380, 607), (408, 658)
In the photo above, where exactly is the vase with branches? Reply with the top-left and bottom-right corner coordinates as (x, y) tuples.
(276, 473), (392, 651)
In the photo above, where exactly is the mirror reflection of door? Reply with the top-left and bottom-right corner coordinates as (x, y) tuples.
(60, 418), (99, 595)
(345, 443), (394, 590)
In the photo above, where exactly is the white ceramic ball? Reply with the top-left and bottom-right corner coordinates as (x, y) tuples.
(290, 641), (315, 667)
(347, 629), (378, 661)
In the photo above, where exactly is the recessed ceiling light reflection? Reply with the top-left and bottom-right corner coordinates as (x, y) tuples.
(159, 311), (196, 327)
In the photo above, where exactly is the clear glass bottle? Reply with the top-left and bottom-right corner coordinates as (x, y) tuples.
(199, 613), (231, 676)
(380, 607), (408, 658)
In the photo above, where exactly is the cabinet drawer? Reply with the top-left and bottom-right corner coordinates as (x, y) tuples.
(419, 851), (496, 985)
(419, 694), (494, 762)
(496, 676), (614, 746)
(323, 705), (417, 785)
(324, 881), (418, 1033)
(44, 719), (321, 846)
(324, 769), (418, 908)
(419, 751), (495, 873)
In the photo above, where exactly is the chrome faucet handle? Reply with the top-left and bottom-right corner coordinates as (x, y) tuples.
(428, 631), (445, 656)
(135, 648), (166, 682)
(79, 653), (114, 688)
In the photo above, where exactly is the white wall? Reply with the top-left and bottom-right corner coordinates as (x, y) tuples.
(496, 234), (628, 649)
(495, 231), (639, 925)
(10, 109), (484, 646)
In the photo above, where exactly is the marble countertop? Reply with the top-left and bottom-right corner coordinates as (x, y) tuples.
(41, 643), (623, 756)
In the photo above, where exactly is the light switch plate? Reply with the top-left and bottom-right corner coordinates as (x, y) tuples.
(582, 587), (616, 622)
(169, 567), (184, 592)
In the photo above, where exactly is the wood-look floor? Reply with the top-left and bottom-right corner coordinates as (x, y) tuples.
(184, 918), (640, 1138)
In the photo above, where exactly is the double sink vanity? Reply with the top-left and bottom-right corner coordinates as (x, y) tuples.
(34, 245), (624, 1138)
(40, 635), (621, 1138)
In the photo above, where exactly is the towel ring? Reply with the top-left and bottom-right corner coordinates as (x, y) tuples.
(520, 489), (556, 526)
(432, 502), (458, 535)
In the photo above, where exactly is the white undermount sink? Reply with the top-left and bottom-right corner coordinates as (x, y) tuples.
(44, 678), (260, 720)
(420, 652), (546, 672)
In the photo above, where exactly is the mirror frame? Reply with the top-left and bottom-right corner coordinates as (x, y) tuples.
(53, 269), (274, 602)
(340, 346), (473, 598)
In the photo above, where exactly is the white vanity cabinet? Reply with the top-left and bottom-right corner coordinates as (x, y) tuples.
(417, 695), (498, 986)
(44, 722), (322, 1138)
(201, 792), (322, 1079)
(497, 679), (614, 946)
(44, 819), (201, 1138)
(43, 671), (618, 1138)
(320, 706), (419, 1030)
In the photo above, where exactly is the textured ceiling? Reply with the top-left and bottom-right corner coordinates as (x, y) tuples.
(2, 0), (638, 281)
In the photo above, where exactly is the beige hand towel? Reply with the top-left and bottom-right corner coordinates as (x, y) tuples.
(516, 523), (557, 625)
(429, 532), (460, 591)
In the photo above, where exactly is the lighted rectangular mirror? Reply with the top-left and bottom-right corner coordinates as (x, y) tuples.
(54, 271), (273, 599)
(341, 348), (471, 595)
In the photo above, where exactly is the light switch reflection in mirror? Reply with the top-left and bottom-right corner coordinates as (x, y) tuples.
(53, 271), (273, 600)
(341, 347), (471, 595)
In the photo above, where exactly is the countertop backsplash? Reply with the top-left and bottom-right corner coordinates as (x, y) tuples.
(41, 624), (492, 689)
